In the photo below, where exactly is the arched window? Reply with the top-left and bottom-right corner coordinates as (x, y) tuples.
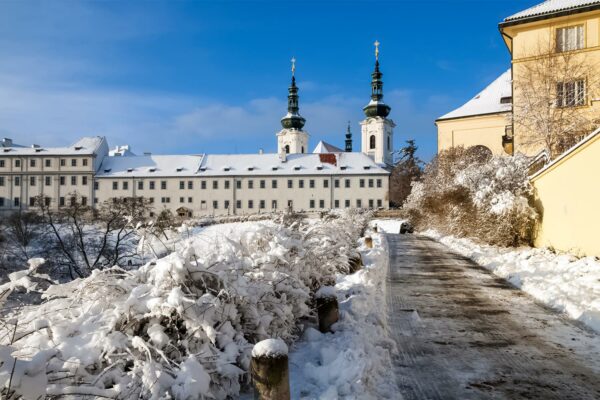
(387, 135), (390, 150)
(369, 135), (376, 150)
(285, 145), (290, 154)
(301, 146), (304, 153)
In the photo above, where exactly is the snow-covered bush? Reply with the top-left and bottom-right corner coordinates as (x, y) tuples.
(403, 147), (537, 246)
(0, 210), (369, 399)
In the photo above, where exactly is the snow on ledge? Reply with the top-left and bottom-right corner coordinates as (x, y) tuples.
(252, 338), (288, 358)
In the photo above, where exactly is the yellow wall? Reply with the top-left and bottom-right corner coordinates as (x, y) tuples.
(502, 10), (600, 156)
(531, 131), (600, 257)
(436, 113), (509, 155)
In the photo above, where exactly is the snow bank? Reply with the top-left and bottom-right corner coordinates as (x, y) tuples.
(0, 210), (370, 399)
(252, 339), (288, 358)
(372, 219), (405, 234)
(289, 233), (399, 399)
(425, 230), (600, 333)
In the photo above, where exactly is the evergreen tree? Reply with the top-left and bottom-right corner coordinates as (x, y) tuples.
(390, 139), (423, 207)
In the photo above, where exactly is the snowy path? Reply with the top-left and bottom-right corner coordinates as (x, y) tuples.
(387, 234), (600, 400)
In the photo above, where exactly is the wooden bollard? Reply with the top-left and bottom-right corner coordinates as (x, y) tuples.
(251, 339), (290, 400)
(365, 236), (373, 248)
(315, 286), (339, 333)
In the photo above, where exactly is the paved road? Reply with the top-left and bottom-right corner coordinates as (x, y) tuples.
(386, 234), (600, 400)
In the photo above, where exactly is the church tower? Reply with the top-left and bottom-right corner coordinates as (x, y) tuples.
(345, 121), (353, 152)
(277, 57), (309, 155)
(360, 41), (395, 166)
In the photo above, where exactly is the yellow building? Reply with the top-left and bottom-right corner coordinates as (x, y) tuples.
(530, 127), (600, 257)
(500, 0), (600, 157)
(436, 69), (512, 156)
(438, 0), (600, 157)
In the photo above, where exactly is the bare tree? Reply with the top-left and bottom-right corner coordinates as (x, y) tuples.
(36, 194), (153, 279)
(512, 42), (600, 158)
(390, 139), (423, 207)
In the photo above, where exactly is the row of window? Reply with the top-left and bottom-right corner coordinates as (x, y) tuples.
(0, 196), (88, 208)
(0, 176), (88, 186)
(0, 196), (383, 210)
(107, 178), (384, 191)
(0, 158), (89, 169)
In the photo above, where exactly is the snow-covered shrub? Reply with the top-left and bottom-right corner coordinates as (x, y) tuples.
(0, 210), (369, 399)
(403, 147), (537, 246)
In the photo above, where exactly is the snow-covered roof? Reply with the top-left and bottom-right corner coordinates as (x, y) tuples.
(313, 140), (344, 154)
(504, 0), (600, 23)
(1, 138), (24, 148)
(437, 69), (512, 121)
(109, 145), (136, 157)
(96, 154), (204, 177)
(95, 152), (388, 178)
(0, 136), (107, 156)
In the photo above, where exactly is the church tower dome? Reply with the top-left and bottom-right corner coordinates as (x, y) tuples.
(281, 57), (306, 130)
(360, 41), (395, 166)
(363, 40), (391, 118)
(277, 57), (309, 155)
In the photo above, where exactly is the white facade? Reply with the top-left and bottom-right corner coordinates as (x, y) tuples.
(277, 128), (309, 154)
(0, 139), (390, 217)
(360, 116), (395, 166)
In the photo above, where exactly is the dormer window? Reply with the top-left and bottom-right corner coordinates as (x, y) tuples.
(293, 166), (301, 171)
(247, 167), (255, 171)
(104, 168), (112, 173)
(148, 167), (156, 172)
(271, 166), (278, 171)
(177, 167), (184, 172)
(316, 165), (323, 170)
(127, 168), (133, 173)
(223, 166), (231, 171)
(363, 166), (371, 170)
(340, 165), (348, 171)
(74, 146), (83, 150)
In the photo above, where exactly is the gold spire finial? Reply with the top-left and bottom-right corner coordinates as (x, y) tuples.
(374, 40), (380, 61)
(291, 57), (296, 76)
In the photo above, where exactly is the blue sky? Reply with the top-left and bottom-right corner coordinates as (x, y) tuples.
(0, 0), (534, 161)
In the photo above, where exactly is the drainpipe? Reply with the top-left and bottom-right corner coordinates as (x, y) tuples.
(500, 27), (515, 156)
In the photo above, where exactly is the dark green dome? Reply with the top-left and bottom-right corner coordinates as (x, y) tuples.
(281, 76), (306, 130)
(363, 60), (391, 118)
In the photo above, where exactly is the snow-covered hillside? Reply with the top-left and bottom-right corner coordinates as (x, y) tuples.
(0, 211), (384, 399)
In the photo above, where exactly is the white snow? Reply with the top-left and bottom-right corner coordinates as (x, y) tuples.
(0, 211), (374, 399)
(437, 69), (511, 120)
(505, 0), (600, 22)
(425, 230), (600, 333)
(252, 338), (289, 358)
(288, 232), (399, 399)
(372, 219), (405, 234)
(315, 285), (337, 299)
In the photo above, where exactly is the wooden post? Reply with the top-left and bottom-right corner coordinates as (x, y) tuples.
(365, 236), (373, 248)
(251, 339), (290, 400)
(315, 286), (339, 333)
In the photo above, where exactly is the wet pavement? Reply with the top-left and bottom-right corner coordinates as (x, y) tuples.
(386, 234), (600, 400)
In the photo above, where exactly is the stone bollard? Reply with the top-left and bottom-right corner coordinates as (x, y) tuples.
(251, 339), (290, 400)
(315, 286), (339, 333)
(365, 236), (373, 248)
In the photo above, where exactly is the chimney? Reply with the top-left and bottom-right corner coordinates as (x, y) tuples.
(279, 152), (287, 162)
(31, 144), (40, 149)
(259, 148), (264, 155)
(144, 152), (152, 156)
(1, 138), (12, 147)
